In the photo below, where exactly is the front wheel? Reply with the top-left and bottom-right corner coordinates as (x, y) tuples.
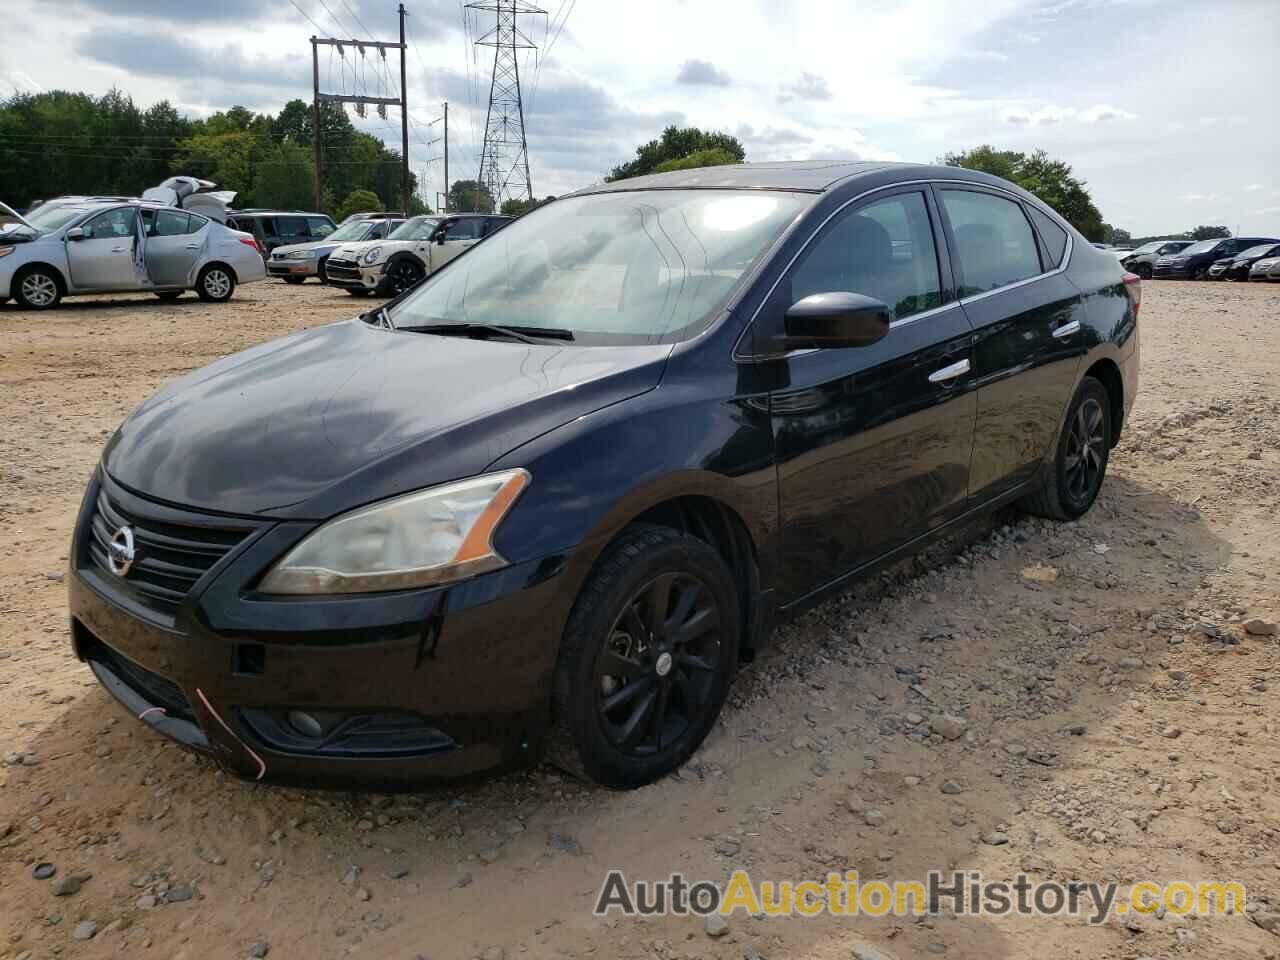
(548, 526), (740, 788)
(155, 291), (183, 301)
(196, 264), (235, 302)
(345, 287), (373, 297)
(317, 258), (329, 284)
(1135, 264), (1152, 280)
(383, 258), (425, 296)
(1020, 376), (1111, 521)
(283, 276), (304, 285)
(13, 266), (62, 309)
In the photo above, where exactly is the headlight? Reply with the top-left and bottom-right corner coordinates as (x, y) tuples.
(287, 250), (315, 260)
(362, 246), (383, 266)
(258, 469), (530, 594)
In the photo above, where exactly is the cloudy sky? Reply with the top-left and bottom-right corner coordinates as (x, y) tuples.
(3, 0), (1278, 235)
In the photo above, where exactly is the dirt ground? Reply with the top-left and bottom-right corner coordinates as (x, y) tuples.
(1, 278), (1278, 960)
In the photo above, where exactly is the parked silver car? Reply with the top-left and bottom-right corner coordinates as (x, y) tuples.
(267, 213), (405, 284)
(1249, 254), (1280, 281)
(0, 198), (266, 309)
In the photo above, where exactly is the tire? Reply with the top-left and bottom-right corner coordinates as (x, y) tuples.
(155, 291), (183, 301)
(383, 258), (425, 296)
(196, 264), (235, 303)
(13, 265), (63, 310)
(1135, 264), (1151, 280)
(1020, 376), (1112, 521)
(317, 258), (329, 284)
(547, 525), (740, 788)
(345, 288), (373, 297)
(283, 276), (304, 285)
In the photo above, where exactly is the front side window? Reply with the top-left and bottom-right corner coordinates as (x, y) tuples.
(443, 218), (483, 241)
(80, 207), (136, 240)
(390, 190), (809, 345)
(789, 191), (942, 322)
(940, 189), (1043, 295)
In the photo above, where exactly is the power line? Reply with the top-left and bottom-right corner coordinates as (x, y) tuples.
(286, 0), (326, 33)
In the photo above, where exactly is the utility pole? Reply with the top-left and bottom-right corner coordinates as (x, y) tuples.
(467, 0), (542, 208)
(398, 4), (410, 213)
(308, 28), (409, 215)
(442, 101), (449, 213)
(311, 37), (322, 211)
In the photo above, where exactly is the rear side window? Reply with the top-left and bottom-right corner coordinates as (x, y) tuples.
(789, 190), (942, 322)
(444, 218), (484, 240)
(941, 190), (1043, 295)
(276, 217), (308, 240)
(307, 216), (334, 238)
(484, 217), (509, 236)
(1027, 206), (1068, 267)
(153, 210), (191, 236)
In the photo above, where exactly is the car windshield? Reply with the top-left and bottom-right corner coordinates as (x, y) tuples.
(1131, 241), (1167, 254)
(23, 204), (91, 233)
(1182, 240), (1223, 255)
(1239, 244), (1277, 258)
(389, 190), (809, 344)
(388, 216), (440, 241)
(325, 219), (380, 242)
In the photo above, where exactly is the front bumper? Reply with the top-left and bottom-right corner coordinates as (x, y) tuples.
(1152, 262), (1194, 278)
(267, 258), (318, 279)
(68, 470), (572, 788)
(324, 257), (383, 291)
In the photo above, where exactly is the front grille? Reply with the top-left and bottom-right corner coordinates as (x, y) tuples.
(85, 485), (251, 620)
(325, 258), (362, 281)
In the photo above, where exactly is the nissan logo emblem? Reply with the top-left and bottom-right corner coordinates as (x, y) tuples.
(108, 526), (136, 576)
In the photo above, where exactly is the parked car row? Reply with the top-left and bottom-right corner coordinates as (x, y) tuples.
(1149, 235), (1280, 280)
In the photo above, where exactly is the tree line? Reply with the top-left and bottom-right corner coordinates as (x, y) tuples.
(0, 89), (422, 217)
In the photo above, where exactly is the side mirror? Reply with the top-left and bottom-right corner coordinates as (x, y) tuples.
(435, 233), (447, 245)
(65, 227), (85, 241)
(782, 292), (891, 349)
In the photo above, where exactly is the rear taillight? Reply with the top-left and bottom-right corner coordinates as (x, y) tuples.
(239, 236), (262, 254)
(1122, 271), (1141, 319)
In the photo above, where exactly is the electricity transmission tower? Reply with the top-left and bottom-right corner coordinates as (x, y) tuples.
(467, 0), (544, 208)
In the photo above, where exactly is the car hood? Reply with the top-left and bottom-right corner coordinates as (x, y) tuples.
(103, 318), (672, 519)
(332, 240), (381, 258)
(272, 239), (333, 256)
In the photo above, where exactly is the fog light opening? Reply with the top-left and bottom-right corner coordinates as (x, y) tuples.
(287, 710), (325, 739)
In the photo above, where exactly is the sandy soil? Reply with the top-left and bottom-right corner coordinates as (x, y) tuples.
(1, 279), (1278, 960)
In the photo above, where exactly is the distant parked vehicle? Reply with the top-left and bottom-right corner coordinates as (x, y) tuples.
(226, 210), (336, 256)
(1, 198), (265, 309)
(0, 200), (25, 230)
(1118, 240), (1193, 279)
(324, 214), (511, 296)
(1250, 252), (1280, 281)
(268, 214), (406, 284)
(1208, 242), (1280, 280)
(1152, 236), (1280, 279)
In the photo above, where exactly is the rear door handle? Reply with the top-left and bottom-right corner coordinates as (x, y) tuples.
(928, 358), (970, 384)
(1052, 320), (1082, 339)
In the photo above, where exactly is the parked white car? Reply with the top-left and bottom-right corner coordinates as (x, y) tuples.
(0, 198), (266, 309)
(323, 213), (512, 296)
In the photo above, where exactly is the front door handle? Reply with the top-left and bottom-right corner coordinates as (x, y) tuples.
(1052, 320), (1082, 339)
(184, 243), (201, 250)
(110, 246), (128, 253)
(928, 358), (970, 384)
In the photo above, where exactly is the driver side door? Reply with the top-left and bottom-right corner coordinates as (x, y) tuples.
(66, 207), (142, 290)
(756, 187), (977, 605)
(429, 217), (484, 270)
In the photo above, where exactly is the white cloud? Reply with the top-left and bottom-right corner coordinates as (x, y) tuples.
(1177, 193), (1219, 202)
(1242, 184), (1264, 192)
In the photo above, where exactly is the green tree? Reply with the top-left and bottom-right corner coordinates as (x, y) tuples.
(652, 147), (742, 175)
(941, 145), (1105, 241)
(252, 141), (315, 211)
(1189, 224), (1231, 240)
(449, 179), (495, 213)
(499, 195), (555, 217)
(335, 189), (384, 222)
(607, 125), (745, 182)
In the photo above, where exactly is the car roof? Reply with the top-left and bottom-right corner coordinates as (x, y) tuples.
(233, 210), (329, 217)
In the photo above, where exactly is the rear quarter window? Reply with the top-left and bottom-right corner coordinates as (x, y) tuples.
(1026, 206), (1068, 267)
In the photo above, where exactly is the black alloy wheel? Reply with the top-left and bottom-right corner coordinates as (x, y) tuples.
(549, 525), (740, 788)
(1020, 376), (1111, 521)
(385, 258), (425, 296)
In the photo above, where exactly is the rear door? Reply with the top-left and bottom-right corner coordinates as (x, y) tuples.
(761, 186), (977, 603)
(935, 186), (1085, 503)
(274, 216), (309, 251)
(144, 209), (208, 287)
(65, 206), (141, 290)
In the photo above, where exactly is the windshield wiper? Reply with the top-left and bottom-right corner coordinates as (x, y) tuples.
(400, 322), (574, 343)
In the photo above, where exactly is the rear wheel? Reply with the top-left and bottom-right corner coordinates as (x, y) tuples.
(1135, 264), (1152, 279)
(548, 526), (740, 788)
(283, 276), (304, 285)
(155, 291), (183, 301)
(345, 288), (372, 297)
(13, 266), (62, 309)
(1021, 376), (1111, 521)
(196, 264), (235, 302)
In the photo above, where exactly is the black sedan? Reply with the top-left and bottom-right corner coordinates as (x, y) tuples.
(68, 162), (1140, 789)
(1207, 242), (1280, 280)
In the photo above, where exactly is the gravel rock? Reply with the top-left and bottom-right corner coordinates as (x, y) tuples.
(547, 832), (583, 856)
(248, 943), (270, 959)
(1242, 618), (1277, 636)
(52, 872), (91, 896)
(930, 714), (968, 740)
(166, 884), (196, 903)
(981, 831), (1009, 846)
(704, 913), (730, 938)
(72, 920), (97, 941)
(940, 780), (965, 795)
(32, 862), (56, 880)
(1160, 726), (1183, 739)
